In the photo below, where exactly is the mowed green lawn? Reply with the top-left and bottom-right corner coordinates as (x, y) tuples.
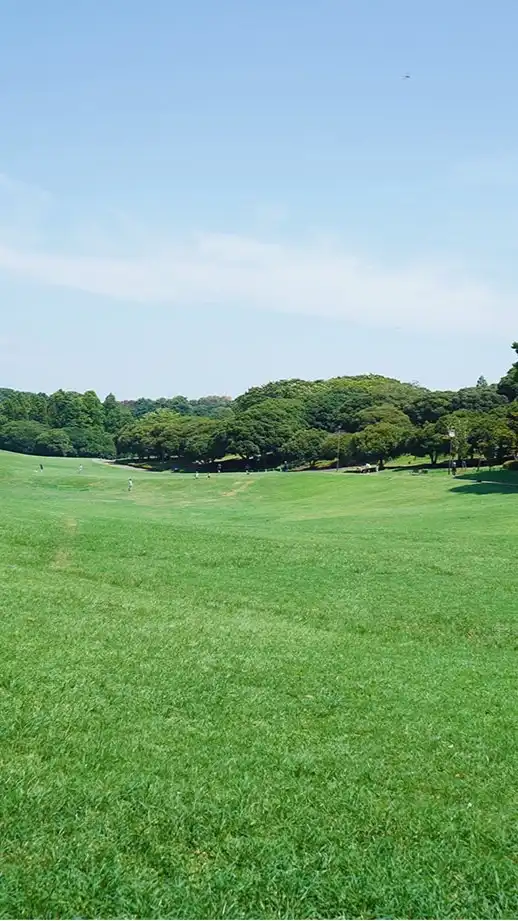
(1, 452), (517, 920)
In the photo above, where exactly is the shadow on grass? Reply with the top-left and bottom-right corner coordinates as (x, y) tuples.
(450, 469), (518, 495)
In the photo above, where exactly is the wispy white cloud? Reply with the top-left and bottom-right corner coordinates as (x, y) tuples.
(0, 172), (52, 203)
(0, 172), (513, 335)
(0, 231), (510, 333)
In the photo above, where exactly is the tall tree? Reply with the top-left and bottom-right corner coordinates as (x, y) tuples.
(103, 393), (133, 434)
(469, 416), (515, 464)
(0, 421), (47, 454)
(222, 399), (302, 461)
(1, 392), (32, 421)
(35, 429), (74, 457)
(80, 391), (104, 428)
(438, 412), (472, 461)
(507, 401), (518, 439)
(496, 343), (518, 401)
(513, 342), (518, 381)
(47, 390), (84, 429)
(182, 419), (220, 463)
(351, 422), (410, 469)
(408, 423), (449, 465)
(281, 429), (327, 467)
(28, 393), (49, 424)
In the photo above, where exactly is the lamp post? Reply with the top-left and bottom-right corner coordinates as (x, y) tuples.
(336, 428), (342, 472)
(448, 429), (456, 474)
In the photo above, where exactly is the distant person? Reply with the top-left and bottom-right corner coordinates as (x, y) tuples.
(207, 473), (211, 479)
(195, 471), (199, 479)
(217, 463), (222, 474)
(461, 459), (467, 470)
(451, 461), (457, 477)
(79, 464), (83, 473)
(128, 478), (133, 491)
(39, 463), (43, 471)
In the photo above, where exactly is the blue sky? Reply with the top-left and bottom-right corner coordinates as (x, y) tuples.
(1, 0), (517, 398)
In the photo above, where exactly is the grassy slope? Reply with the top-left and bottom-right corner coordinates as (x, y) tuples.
(0, 451), (517, 919)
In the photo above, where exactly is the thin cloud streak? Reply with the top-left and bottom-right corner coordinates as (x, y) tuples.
(0, 172), (52, 204)
(0, 229), (512, 334)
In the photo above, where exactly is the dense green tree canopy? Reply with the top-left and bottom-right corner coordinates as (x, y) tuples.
(1, 343), (517, 466)
(281, 429), (328, 467)
(304, 388), (373, 432)
(405, 391), (454, 426)
(451, 385), (506, 414)
(103, 393), (133, 435)
(0, 421), (49, 455)
(408, 423), (449, 465)
(351, 422), (411, 468)
(497, 343), (518, 401)
(221, 399), (302, 461)
(356, 403), (413, 430)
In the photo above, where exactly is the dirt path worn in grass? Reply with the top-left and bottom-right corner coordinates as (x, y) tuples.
(222, 478), (256, 498)
(51, 517), (77, 571)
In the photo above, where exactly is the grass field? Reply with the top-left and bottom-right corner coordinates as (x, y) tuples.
(1, 451), (518, 919)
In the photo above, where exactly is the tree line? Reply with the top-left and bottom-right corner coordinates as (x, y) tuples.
(1, 343), (518, 469)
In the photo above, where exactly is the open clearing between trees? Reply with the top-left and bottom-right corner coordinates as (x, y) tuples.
(1, 451), (517, 919)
